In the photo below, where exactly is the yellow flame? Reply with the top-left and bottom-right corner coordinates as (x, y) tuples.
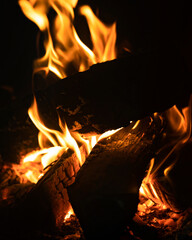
(28, 98), (67, 148)
(25, 170), (39, 183)
(15, 0), (117, 184)
(98, 128), (123, 141)
(145, 158), (155, 183)
(64, 207), (74, 222)
(79, 5), (116, 63)
(19, 0), (116, 78)
(19, 1), (48, 31)
(139, 102), (192, 210)
(132, 120), (140, 130)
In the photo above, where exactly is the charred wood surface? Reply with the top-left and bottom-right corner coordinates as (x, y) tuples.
(68, 114), (166, 239)
(0, 145), (87, 237)
(0, 51), (191, 163)
(37, 51), (191, 134)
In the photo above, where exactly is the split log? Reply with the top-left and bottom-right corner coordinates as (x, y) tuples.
(0, 51), (191, 163)
(0, 143), (87, 237)
(68, 113), (167, 240)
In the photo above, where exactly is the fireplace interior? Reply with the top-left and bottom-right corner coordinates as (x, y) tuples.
(1, 0), (192, 239)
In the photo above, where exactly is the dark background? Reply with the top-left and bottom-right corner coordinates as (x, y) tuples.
(1, 0), (192, 107)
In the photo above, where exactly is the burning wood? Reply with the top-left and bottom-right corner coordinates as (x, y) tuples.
(1, 51), (191, 163)
(1, 103), (191, 239)
(67, 100), (192, 239)
(0, 0), (192, 239)
(67, 115), (165, 239)
(0, 144), (86, 235)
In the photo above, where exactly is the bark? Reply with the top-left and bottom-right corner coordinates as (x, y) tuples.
(68, 113), (166, 239)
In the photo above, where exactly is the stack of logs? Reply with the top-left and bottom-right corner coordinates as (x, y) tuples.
(0, 52), (192, 239)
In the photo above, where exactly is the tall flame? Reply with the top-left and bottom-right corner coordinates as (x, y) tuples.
(14, 0), (191, 222)
(18, 0), (116, 77)
(14, 0), (117, 185)
(139, 100), (192, 210)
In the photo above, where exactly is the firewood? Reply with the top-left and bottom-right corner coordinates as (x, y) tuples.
(68, 114), (166, 239)
(0, 51), (191, 163)
(0, 144), (88, 237)
(37, 50), (191, 134)
(0, 166), (21, 189)
(0, 183), (34, 207)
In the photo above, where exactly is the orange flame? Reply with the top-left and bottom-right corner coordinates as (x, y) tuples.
(16, 0), (192, 221)
(19, 0), (116, 77)
(64, 207), (74, 222)
(139, 100), (192, 210)
(14, 0), (117, 187)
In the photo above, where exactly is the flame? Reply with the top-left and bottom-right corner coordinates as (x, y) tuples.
(79, 5), (116, 63)
(64, 207), (74, 222)
(16, 0), (192, 224)
(18, 0), (116, 77)
(14, 0), (117, 186)
(139, 100), (192, 211)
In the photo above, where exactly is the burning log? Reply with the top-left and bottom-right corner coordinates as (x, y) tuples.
(0, 103), (191, 239)
(68, 114), (166, 239)
(1, 51), (191, 162)
(37, 50), (191, 134)
(0, 144), (87, 237)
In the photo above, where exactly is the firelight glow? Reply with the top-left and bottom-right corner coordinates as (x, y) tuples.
(139, 100), (192, 211)
(15, 0), (118, 187)
(13, 0), (192, 222)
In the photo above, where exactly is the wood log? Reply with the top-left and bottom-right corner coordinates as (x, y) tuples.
(0, 163), (34, 207)
(1, 51), (191, 163)
(0, 143), (87, 237)
(68, 113), (167, 240)
(37, 50), (191, 134)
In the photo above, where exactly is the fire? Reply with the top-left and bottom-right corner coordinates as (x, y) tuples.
(13, 1), (117, 187)
(138, 100), (192, 213)
(18, 0), (116, 77)
(79, 5), (116, 63)
(11, 0), (191, 228)
(64, 207), (74, 222)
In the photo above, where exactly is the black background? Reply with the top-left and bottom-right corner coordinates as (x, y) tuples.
(1, 0), (192, 107)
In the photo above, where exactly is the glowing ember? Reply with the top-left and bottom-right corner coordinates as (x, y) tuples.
(64, 207), (74, 222)
(138, 100), (192, 213)
(9, 0), (192, 230)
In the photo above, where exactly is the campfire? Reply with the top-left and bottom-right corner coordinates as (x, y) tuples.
(1, 0), (192, 239)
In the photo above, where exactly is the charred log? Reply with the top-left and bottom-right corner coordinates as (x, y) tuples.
(0, 51), (191, 163)
(0, 144), (87, 237)
(37, 50), (191, 134)
(68, 114), (166, 239)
